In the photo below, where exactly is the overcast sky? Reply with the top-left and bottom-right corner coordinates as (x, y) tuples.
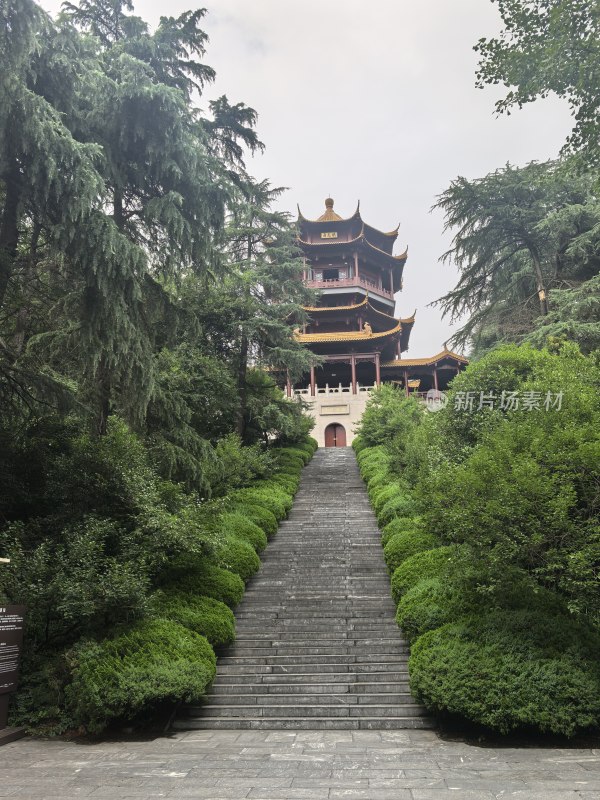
(42, 0), (574, 356)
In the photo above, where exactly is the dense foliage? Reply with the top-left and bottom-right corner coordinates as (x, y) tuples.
(354, 343), (600, 736)
(0, 0), (319, 735)
(433, 160), (600, 355)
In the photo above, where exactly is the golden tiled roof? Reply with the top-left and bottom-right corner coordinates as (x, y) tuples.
(303, 298), (368, 313)
(297, 198), (361, 223)
(381, 348), (468, 367)
(317, 198), (342, 222)
(294, 321), (402, 344)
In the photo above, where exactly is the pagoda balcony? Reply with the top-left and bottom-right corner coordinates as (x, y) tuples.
(305, 276), (394, 300)
(293, 383), (376, 398)
(292, 383), (429, 402)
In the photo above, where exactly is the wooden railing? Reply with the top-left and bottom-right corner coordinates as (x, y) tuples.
(305, 276), (394, 300)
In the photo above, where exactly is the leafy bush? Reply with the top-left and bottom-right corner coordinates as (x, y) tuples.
(273, 446), (310, 465)
(252, 481), (294, 511)
(356, 446), (391, 482)
(204, 434), (275, 497)
(370, 482), (412, 515)
(150, 590), (235, 647)
(410, 610), (600, 736)
(219, 512), (267, 552)
(377, 493), (418, 528)
(366, 469), (394, 497)
(383, 529), (439, 574)
(67, 619), (216, 733)
(391, 546), (456, 604)
(215, 535), (261, 582)
(161, 559), (244, 608)
(396, 578), (461, 642)
(230, 488), (288, 521)
(240, 504), (278, 538)
(381, 516), (423, 547)
(271, 474), (300, 495)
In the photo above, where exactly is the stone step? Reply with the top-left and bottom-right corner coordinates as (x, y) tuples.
(212, 671), (411, 685)
(224, 644), (409, 657)
(176, 448), (434, 731)
(202, 692), (415, 706)
(193, 704), (428, 718)
(173, 717), (436, 730)
(209, 681), (412, 694)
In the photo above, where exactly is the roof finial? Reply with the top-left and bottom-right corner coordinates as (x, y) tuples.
(325, 197), (334, 209)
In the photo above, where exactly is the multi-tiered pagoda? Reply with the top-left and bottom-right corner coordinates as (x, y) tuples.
(290, 198), (467, 447)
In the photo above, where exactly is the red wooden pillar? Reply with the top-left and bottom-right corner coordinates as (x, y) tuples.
(351, 355), (357, 395)
(375, 352), (381, 388)
(433, 367), (439, 391)
(404, 369), (409, 397)
(354, 252), (359, 279)
(390, 267), (394, 294)
(310, 366), (316, 397)
(286, 372), (292, 398)
(396, 339), (401, 359)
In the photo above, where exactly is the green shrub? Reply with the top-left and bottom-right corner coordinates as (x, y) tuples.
(396, 578), (460, 642)
(281, 446), (311, 465)
(150, 590), (235, 647)
(391, 546), (456, 604)
(352, 435), (367, 454)
(230, 488), (288, 521)
(220, 512), (267, 552)
(377, 493), (418, 527)
(356, 447), (390, 482)
(381, 516), (422, 547)
(410, 610), (600, 736)
(250, 481), (294, 513)
(366, 469), (394, 497)
(371, 482), (407, 515)
(216, 535), (261, 582)
(241, 504), (278, 538)
(161, 559), (244, 608)
(67, 619), (216, 733)
(271, 474), (300, 495)
(274, 454), (304, 471)
(383, 530), (439, 574)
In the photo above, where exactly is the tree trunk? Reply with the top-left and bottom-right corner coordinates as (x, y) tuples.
(531, 251), (549, 316)
(0, 155), (22, 313)
(236, 233), (253, 440)
(236, 331), (248, 439)
(94, 190), (125, 435)
(12, 222), (40, 357)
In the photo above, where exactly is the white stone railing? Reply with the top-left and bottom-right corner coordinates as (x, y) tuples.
(293, 384), (376, 398)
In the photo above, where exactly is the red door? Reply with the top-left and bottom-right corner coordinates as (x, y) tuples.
(324, 423), (347, 447)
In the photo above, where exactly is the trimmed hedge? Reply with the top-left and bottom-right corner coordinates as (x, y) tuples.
(377, 493), (418, 528)
(383, 529), (439, 574)
(230, 488), (287, 521)
(67, 619), (216, 733)
(151, 590), (235, 647)
(381, 516), (422, 547)
(241, 504), (278, 538)
(220, 512), (267, 552)
(162, 560), (245, 608)
(216, 535), (261, 582)
(410, 610), (600, 736)
(391, 546), (456, 604)
(396, 577), (460, 642)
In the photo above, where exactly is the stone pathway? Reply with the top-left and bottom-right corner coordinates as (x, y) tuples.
(2, 729), (599, 798)
(3, 448), (599, 797)
(177, 447), (431, 730)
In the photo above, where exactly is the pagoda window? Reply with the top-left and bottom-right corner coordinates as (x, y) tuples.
(323, 268), (339, 281)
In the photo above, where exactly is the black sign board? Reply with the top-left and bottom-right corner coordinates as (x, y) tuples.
(0, 606), (25, 697)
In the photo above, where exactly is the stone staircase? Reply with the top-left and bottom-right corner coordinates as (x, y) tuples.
(175, 447), (434, 730)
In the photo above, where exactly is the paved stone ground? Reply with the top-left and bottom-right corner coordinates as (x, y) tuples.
(1, 729), (600, 799)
